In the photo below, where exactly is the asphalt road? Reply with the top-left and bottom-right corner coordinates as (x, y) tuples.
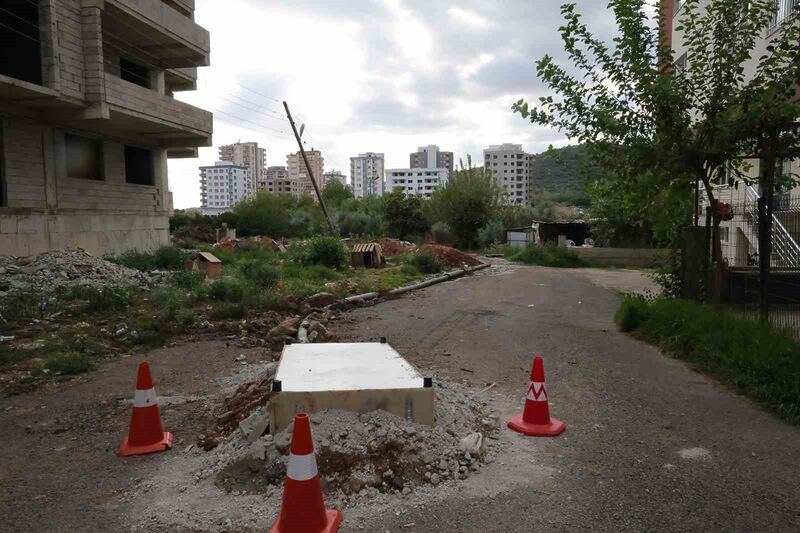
(335, 261), (800, 532)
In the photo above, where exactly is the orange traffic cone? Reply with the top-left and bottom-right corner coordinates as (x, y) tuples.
(508, 356), (566, 437)
(118, 362), (173, 457)
(270, 413), (343, 533)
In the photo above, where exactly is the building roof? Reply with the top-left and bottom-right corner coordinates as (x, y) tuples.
(198, 252), (222, 263)
(351, 242), (381, 253)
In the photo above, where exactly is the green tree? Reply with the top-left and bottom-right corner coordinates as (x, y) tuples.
(383, 190), (429, 240)
(321, 180), (353, 209)
(428, 159), (503, 249)
(513, 0), (800, 299)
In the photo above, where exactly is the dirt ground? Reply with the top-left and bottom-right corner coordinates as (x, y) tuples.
(1, 258), (799, 532)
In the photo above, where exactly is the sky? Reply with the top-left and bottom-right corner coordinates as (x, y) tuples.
(169, 0), (622, 209)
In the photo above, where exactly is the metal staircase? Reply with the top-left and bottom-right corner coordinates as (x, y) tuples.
(744, 186), (800, 269)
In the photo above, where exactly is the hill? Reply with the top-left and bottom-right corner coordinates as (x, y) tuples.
(531, 145), (594, 202)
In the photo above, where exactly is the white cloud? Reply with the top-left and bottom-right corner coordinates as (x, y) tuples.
(168, 0), (617, 208)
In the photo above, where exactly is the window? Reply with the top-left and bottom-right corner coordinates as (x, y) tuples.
(125, 145), (154, 185)
(675, 53), (688, 74)
(120, 58), (151, 88)
(0, 119), (5, 206)
(674, 0), (682, 13)
(0, 1), (42, 85)
(65, 134), (103, 180)
(720, 227), (730, 242)
(771, 0), (799, 29)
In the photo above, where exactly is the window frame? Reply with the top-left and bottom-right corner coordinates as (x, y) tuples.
(65, 132), (105, 181)
(124, 144), (155, 186)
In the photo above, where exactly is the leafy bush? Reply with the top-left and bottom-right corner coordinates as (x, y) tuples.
(649, 250), (682, 298)
(66, 285), (134, 312)
(208, 277), (246, 302)
(111, 250), (156, 271)
(430, 222), (453, 245)
(477, 219), (505, 248)
(111, 245), (187, 271)
(210, 302), (246, 321)
(401, 263), (419, 277)
(410, 253), (444, 274)
(238, 260), (280, 288)
(293, 236), (349, 270)
(508, 245), (595, 268)
(170, 271), (206, 291)
(383, 190), (430, 240)
(336, 211), (385, 237)
(615, 296), (800, 424)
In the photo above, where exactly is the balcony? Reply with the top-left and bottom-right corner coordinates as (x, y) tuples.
(103, 0), (210, 68)
(104, 73), (212, 147)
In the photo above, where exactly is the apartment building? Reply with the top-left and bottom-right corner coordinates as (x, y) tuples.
(287, 149), (324, 199)
(264, 165), (293, 194)
(323, 170), (348, 188)
(350, 152), (385, 198)
(483, 144), (533, 205)
(409, 145), (454, 177)
(0, 0), (212, 256)
(386, 168), (448, 199)
(219, 141), (265, 195)
(666, 0), (799, 267)
(199, 161), (250, 215)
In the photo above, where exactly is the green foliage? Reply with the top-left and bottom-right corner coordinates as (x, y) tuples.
(210, 302), (247, 321)
(383, 190), (430, 241)
(111, 246), (188, 271)
(42, 351), (95, 376)
(65, 285), (134, 312)
(430, 221), (453, 245)
(170, 271), (206, 291)
(508, 244), (595, 268)
(410, 253), (444, 274)
(321, 180), (354, 208)
(615, 296), (800, 423)
(335, 210), (384, 237)
(649, 250), (683, 298)
(231, 192), (326, 238)
(208, 277), (246, 302)
(292, 236), (349, 270)
(428, 164), (503, 249)
(477, 220), (505, 248)
(237, 260), (280, 288)
(530, 145), (595, 198)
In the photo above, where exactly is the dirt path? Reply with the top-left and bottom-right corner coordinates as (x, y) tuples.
(1, 259), (798, 532)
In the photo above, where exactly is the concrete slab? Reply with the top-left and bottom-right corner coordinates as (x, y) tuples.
(270, 342), (434, 432)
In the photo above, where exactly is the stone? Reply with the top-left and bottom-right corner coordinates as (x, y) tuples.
(238, 407), (270, 443)
(430, 473), (440, 486)
(267, 317), (302, 339)
(305, 292), (336, 309)
(459, 432), (483, 456)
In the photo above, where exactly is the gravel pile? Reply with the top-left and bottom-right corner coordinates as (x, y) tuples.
(0, 249), (152, 299)
(201, 379), (499, 506)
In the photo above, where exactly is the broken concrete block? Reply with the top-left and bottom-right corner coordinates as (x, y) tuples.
(305, 292), (336, 308)
(238, 406), (270, 443)
(459, 432), (484, 456)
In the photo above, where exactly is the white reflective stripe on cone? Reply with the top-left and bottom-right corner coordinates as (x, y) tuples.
(526, 381), (547, 402)
(287, 452), (318, 481)
(133, 388), (158, 408)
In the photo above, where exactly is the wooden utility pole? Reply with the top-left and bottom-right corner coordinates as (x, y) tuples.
(283, 101), (337, 234)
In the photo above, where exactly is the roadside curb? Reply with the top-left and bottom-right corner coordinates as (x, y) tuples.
(297, 262), (491, 343)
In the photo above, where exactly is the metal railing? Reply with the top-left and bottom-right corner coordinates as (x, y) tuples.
(743, 186), (800, 269)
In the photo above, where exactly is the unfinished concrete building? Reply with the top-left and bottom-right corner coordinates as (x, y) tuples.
(0, 0), (212, 257)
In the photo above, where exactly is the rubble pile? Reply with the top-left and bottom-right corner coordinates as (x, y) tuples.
(416, 245), (483, 269)
(0, 249), (152, 299)
(201, 379), (499, 507)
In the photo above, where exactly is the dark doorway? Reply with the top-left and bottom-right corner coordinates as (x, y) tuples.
(66, 134), (104, 181)
(0, 1), (42, 85)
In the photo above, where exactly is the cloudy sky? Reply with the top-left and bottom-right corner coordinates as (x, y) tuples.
(169, 0), (620, 208)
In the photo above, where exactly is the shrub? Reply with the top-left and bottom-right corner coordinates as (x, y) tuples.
(410, 253), (444, 274)
(476, 219), (505, 248)
(401, 263), (419, 277)
(42, 351), (95, 375)
(208, 277), (246, 302)
(430, 222), (453, 245)
(615, 296), (800, 423)
(111, 250), (155, 271)
(111, 245), (187, 271)
(170, 271), (206, 291)
(210, 303), (246, 320)
(153, 246), (189, 270)
(65, 285), (134, 312)
(508, 245), (595, 268)
(294, 236), (349, 270)
(335, 211), (384, 237)
(238, 260), (280, 288)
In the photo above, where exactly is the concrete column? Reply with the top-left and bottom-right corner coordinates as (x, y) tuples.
(81, 1), (106, 104)
(151, 71), (166, 95)
(41, 126), (57, 209)
(39, 1), (61, 92)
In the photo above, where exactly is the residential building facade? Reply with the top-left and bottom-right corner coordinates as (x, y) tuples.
(199, 161), (250, 214)
(0, 0), (212, 256)
(410, 145), (453, 177)
(483, 144), (533, 205)
(323, 170), (348, 188)
(386, 168), (448, 199)
(219, 141), (265, 195)
(264, 165), (293, 195)
(287, 149), (323, 199)
(666, 0), (799, 268)
(350, 152), (385, 198)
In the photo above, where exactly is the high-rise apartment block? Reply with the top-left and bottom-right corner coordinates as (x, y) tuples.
(386, 168), (449, 199)
(287, 149), (324, 199)
(483, 144), (533, 205)
(200, 161), (251, 214)
(219, 142), (266, 194)
(410, 145), (453, 177)
(323, 170), (348, 188)
(350, 153), (385, 198)
(265, 166), (293, 195)
(0, 0), (212, 256)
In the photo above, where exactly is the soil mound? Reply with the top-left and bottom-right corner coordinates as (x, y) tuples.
(416, 245), (482, 268)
